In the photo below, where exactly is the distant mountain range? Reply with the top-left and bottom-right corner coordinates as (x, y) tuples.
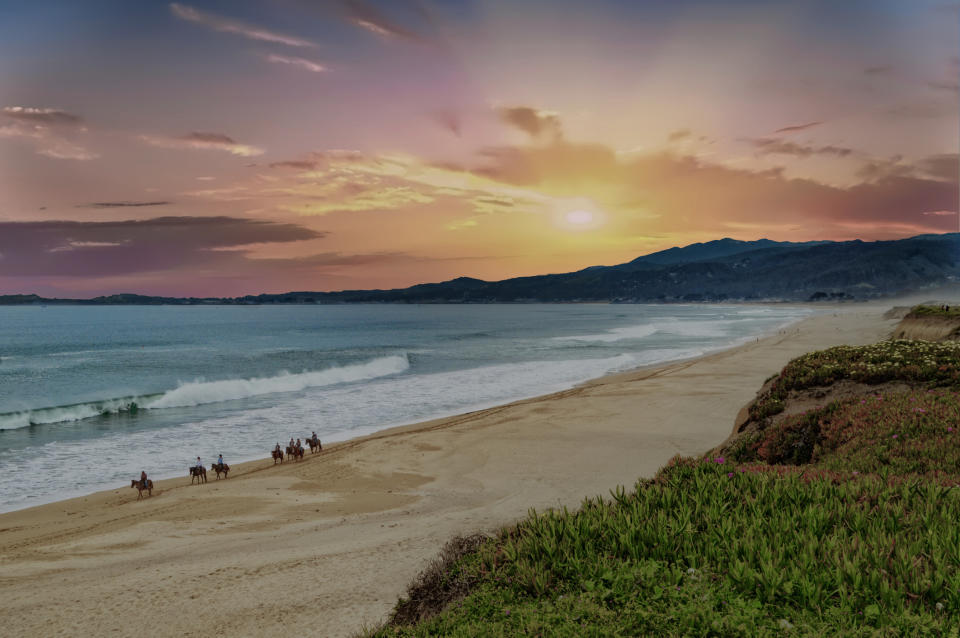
(3, 233), (959, 305)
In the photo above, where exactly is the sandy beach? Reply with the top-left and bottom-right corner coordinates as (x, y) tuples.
(0, 303), (898, 637)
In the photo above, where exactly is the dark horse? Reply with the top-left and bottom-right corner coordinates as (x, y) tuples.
(189, 465), (207, 484)
(211, 463), (230, 479)
(131, 478), (153, 500)
(307, 436), (322, 454)
(271, 448), (284, 464)
(286, 445), (304, 461)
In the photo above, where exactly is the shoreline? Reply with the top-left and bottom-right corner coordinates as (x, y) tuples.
(0, 305), (811, 514)
(0, 302), (899, 637)
(0, 302), (812, 516)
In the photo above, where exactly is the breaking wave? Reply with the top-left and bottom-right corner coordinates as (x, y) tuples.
(0, 354), (409, 430)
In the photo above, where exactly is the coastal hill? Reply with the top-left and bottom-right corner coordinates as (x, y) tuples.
(891, 304), (960, 340)
(371, 336), (960, 636)
(2, 233), (958, 304)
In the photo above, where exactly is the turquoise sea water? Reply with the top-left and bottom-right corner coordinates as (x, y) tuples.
(0, 304), (810, 512)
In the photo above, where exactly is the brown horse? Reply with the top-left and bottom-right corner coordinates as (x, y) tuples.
(286, 445), (304, 461)
(307, 437), (322, 454)
(211, 463), (229, 479)
(189, 465), (207, 484)
(131, 478), (153, 500)
(272, 448), (284, 464)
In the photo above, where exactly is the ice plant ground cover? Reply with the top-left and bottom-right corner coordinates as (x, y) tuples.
(735, 389), (960, 477)
(371, 341), (960, 637)
(749, 339), (960, 420)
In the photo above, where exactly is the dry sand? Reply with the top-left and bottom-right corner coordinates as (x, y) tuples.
(0, 304), (898, 637)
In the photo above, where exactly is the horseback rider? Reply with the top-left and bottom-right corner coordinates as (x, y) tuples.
(288, 438), (295, 450)
(296, 437), (302, 450)
(140, 470), (148, 489)
(274, 442), (281, 453)
(195, 456), (203, 471)
(311, 431), (318, 444)
(217, 454), (224, 469)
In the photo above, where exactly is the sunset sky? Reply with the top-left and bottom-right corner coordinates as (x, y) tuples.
(0, 0), (957, 297)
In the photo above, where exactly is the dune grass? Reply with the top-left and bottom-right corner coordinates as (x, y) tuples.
(910, 305), (960, 318)
(372, 341), (960, 637)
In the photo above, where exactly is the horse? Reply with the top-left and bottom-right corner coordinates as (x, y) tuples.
(287, 445), (304, 461)
(272, 448), (284, 464)
(189, 465), (207, 484)
(211, 463), (229, 479)
(131, 478), (153, 500)
(307, 437), (322, 454)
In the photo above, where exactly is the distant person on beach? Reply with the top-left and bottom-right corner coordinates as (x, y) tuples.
(289, 438), (295, 449)
(217, 454), (224, 467)
(140, 470), (148, 489)
(195, 456), (203, 469)
(296, 438), (302, 449)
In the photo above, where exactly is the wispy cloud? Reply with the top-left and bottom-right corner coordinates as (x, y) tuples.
(265, 54), (328, 73)
(928, 79), (960, 92)
(170, 3), (315, 47)
(342, 0), (428, 43)
(773, 121), (822, 134)
(78, 201), (172, 209)
(0, 216), (324, 277)
(747, 138), (853, 158)
(430, 109), (461, 137)
(667, 129), (691, 142)
(497, 106), (563, 141)
(1, 107), (97, 160)
(140, 131), (264, 157)
(863, 65), (893, 75)
(270, 159), (320, 170)
(2, 106), (83, 126)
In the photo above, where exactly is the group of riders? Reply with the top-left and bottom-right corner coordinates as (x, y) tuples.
(138, 432), (322, 490)
(274, 431), (321, 457)
(138, 453), (230, 490)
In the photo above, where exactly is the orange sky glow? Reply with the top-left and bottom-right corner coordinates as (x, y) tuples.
(0, 0), (957, 296)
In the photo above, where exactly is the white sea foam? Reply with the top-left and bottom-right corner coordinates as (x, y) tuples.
(555, 319), (734, 342)
(147, 355), (409, 409)
(0, 355), (409, 430)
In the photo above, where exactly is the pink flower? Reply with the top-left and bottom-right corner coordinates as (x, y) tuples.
(715, 457), (725, 464)
(948, 427), (954, 433)
(892, 434), (898, 439)
(727, 472), (734, 477)
(852, 471), (859, 476)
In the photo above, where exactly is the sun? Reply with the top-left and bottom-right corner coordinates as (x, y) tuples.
(551, 198), (606, 231)
(565, 210), (595, 225)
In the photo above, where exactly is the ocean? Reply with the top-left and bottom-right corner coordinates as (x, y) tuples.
(0, 303), (810, 512)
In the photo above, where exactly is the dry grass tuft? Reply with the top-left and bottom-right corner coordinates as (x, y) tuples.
(385, 534), (489, 627)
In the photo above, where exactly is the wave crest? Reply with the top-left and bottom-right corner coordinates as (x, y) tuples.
(0, 355), (409, 430)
